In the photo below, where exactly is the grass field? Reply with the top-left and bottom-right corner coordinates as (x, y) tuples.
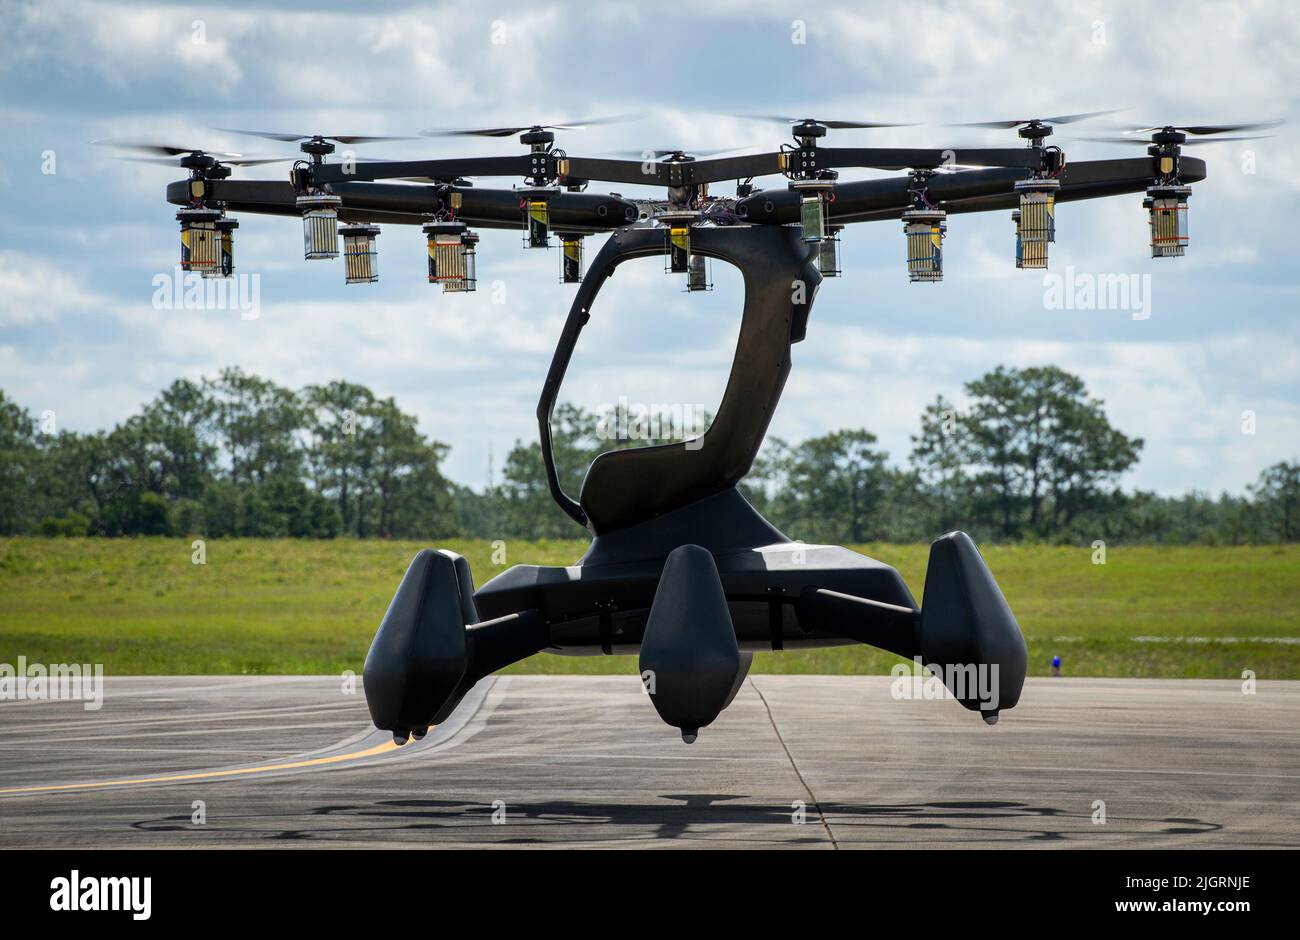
(1, 537), (1297, 678)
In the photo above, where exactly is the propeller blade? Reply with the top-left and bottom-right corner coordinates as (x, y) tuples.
(223, 156), (293, 166)
(328, 134), (416, 143)
(544, 113), (642, 130)
(112, 155), (192, 165)
(215, 128), (418, 144)
(1178, 120), (1282, 136)
(604, 147), (740, 159)
(1181, 135), (1276, 146)
(214, 128), (308, 142)
(420, 126), (525, 138)
(93, 139), (246, 159)
(750, 115), (913, 129)
(235, 156), (296, 165)
(1110, 119), (1282, 136)
(1064, 136), (1156, 145)
(950, 109), (1125, 129)
(1067, 133), (1275, 146)
(111, 155), (289, 167)
(1042, 108), (1128, 125)
(420, 114), (640, 138)
(824, 120), (910, 129)
(112, 155), (290, 167)
(948, 120), (1025, 130)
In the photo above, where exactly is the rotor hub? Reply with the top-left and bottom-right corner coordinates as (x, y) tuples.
(1018, 121), (1053, 143)
(300, 138), (335, 157)
(521, 127), (556, 150)
(792, 120), (828, 145)
(178, 152), (218, 171)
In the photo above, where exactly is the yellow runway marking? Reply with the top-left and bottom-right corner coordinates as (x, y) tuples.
(0, 738), (399, 795)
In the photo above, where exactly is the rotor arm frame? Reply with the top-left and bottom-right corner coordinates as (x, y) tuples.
(813, 146), (1048, 173)
(310, 154), (533, 185)
(736, 155), (1207, 225)
(168, 153), (1204, 232)
(304, 148), (1044, 189)
(165, 178), (638, 231)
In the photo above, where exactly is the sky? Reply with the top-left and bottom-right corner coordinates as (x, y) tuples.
(1, 0), (1296, 496)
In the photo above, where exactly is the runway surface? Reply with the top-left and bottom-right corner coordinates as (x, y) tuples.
(1, 675), (1296, 848)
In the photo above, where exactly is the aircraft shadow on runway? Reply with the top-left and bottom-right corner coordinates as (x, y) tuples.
(129, 796), (1223, 845)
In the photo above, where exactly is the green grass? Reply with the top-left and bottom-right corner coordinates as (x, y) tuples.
(1, 537), (1297, 678)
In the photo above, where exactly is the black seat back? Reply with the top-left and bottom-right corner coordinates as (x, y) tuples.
(536, 223), (820, 535)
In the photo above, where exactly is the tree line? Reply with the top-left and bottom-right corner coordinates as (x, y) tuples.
(1, 365), (1296, 544)
(0, 368), (452, 539)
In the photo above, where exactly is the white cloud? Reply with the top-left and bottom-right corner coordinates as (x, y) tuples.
(0, 253), (99, 325)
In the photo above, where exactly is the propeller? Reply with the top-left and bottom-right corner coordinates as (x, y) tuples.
(419, 114), (640, 138)
(603, 147), (740, 160)
(948, 109), (1127, 130)
(92, 139), (289, 166)
(214, 129), (417, 144)
(1105, 119), (1282, 136)
(1067, 134), (1275, 147)
(1066, 120), (1282, 147)
(114, 155), (290, 166)
(747, 115), (913, 129)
